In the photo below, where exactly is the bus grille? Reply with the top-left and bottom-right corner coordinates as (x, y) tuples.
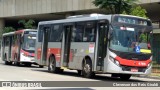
(109, 49), (151, 60)
(119, 53), (150, 60)
(121, 65), (146, 72)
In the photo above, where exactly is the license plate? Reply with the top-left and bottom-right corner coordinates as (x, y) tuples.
(131, 68), (138, 72)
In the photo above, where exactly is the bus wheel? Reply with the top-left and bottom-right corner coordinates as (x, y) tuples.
(5, 61), (9, 65)
(4, 55), (8, 65)
(48, 56), (58, 73)
(120, 74), (131, 80)
(77, 70), (82, 76)
(39, 65), (44, 68)
(25, 63), (31, 67)
(8, 62), (12, 65)
(82, 59), (95, 78)
(14, 56), (20, 66)
(15, 62), (20, 66)
(4, 56), (12, 65)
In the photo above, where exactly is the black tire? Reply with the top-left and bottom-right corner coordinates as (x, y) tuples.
(39, 65), (44, 68)
(82, 59), (95, 78)
(5, 61), (9, 65)
(4, 55), (12, 65)
(4, 55), (8, 65)
(120, 74), (131, 80)
(48, 56), (60, 73)
(77, 70), (82, 76)
(58, 69), (64, 73)
(15, 62), (20, 66)
(14, 56), (20, 66)
(25, 63), (32, 67)
(8, 62), (12, 65)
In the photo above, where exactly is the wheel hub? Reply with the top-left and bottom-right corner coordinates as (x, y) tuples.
(84, 64), (90, 73)
(50, 60), (54, 70)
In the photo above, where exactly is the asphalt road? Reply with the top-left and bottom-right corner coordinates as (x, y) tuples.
(0, 60), (160, 90)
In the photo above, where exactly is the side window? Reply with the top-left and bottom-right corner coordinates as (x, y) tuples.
(71, 21), (96, 42)
(49, 24), (63, 42)
(83, 21), (96, 42)
(12, 35), (15, 45)
(13, 35), (18, 45)
(5, 37), (10, 46)
(38, 25), (43, 42)
(72, 22), (84, 42)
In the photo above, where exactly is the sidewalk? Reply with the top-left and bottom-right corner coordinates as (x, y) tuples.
(134, 73), (160, 80)
(148, 73), (160, 80)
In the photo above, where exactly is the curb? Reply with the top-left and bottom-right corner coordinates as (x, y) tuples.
(133, 75), (160, 80)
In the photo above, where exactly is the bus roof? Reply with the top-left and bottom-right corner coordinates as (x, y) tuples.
(115, 14), (151, 21)
(38, 14), (111, 25)
(2, 29), (37, 37)
(38, 14), (151, 25)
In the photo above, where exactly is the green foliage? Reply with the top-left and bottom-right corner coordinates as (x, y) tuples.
(93, 0), (137, 14)
(0, 27), (15, 38)
(127, 6), (148, 18)
(18, 19), (36, 29)
(2, 27), (15, 33)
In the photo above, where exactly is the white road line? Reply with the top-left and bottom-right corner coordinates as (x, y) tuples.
(0, 88), (9, 90)
(23, 79), (34, 81)
(0, 79), (9, 81)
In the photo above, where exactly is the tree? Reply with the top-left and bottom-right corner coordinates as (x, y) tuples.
(18, 19), (36, 29)
(126, 6), (148, 18)
(2, 27), (15, 33)
(93, 0), (137, 14)
(0, 27), (15, 38)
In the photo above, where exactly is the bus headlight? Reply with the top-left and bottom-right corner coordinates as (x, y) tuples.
(150, 56), (152, 61)
(109, 56), (120, 66)
(115, 60), (120, 66)
(22, 53), (27, 57)
(22, 53), (24, 55)
(147, 62), (151, 68)
(109, 56), (115, 62)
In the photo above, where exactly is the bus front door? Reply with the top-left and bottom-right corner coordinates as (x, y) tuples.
(1, 37), (5, 61)
(8, 36), (12, 61)
(41, 27), (49, 65)
(61, 25), (73, 67)
(94, 20), (109, 71)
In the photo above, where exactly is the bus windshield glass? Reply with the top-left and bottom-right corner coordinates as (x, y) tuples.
(22, 34), (36, 52)
(110, 23), (152, 53)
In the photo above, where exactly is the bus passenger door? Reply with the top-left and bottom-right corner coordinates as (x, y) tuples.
(8, 36), (12, 61)
(1, 37), (5, 61)
(40, 27), (50, 65)
(60, 24), (73, 67)
(94, 20), (109, 71)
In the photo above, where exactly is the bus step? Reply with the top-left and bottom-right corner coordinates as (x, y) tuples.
(61, 67), (69, 70)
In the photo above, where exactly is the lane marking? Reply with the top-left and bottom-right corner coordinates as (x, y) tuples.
(0, 79), (9, 81)
(23, 79), (34, 81)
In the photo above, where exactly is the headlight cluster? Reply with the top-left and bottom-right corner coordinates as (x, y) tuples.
(147, 62), (152, 68)
(150, 56), (152, 61)
(109, 56), (120, 66)
(22, 53), (31, 57)
(147, 56), (152, 68)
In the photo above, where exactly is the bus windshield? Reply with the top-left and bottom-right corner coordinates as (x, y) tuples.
(110, 23), (152, 53)
(22, 34), (36, 52)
